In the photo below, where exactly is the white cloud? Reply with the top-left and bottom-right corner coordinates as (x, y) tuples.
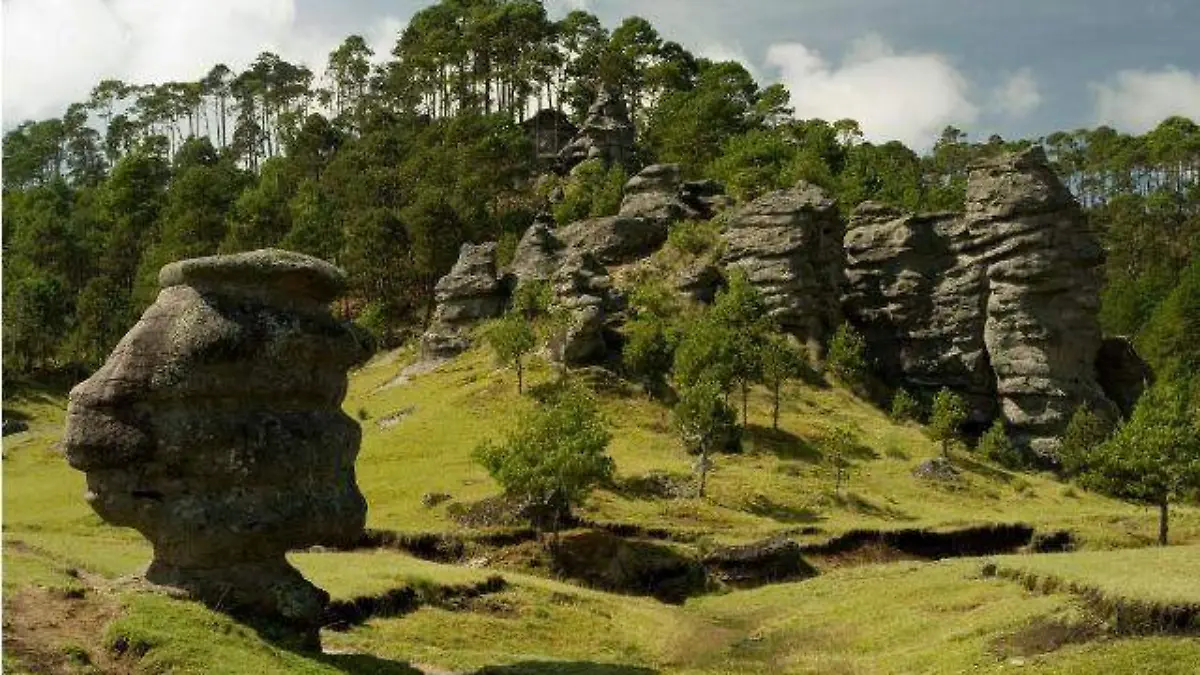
(0, 0), (388, 125)
(991, 68), (1041, 119)
(765, 33), (978, 149)
(1091, 67), (1200, 133)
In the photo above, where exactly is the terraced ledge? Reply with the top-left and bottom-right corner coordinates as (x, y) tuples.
(984, 562), (1200, 635)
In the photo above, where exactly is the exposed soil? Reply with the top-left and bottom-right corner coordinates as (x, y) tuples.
(2, 578), (131, 675)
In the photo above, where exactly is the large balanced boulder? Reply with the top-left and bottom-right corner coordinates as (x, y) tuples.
(844, 148), (1120, 456)
(421, 242), (508, 359)
(63, 249), (368, 644)
(721, 181), (845, 361)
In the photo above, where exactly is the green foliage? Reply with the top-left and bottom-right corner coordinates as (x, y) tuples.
(1059, 405), (1114, 478)
(673, 376), (739, 497)
(822, 425), (857, 493)
(1136, 259), (1200, 381)
(666, 219), (721, 256)
(553, 159), (627, 225)
(1076, 382), (1200, 544)
(482, 313), (538, 394)
(512, 279), (555, 320)
(712, 270), (775, 422)
(759, 334), (806, 430)
(672, 314), (737, 392)
(928, 388), (968, 457)
(979, 419), (1024, 469)
(473, 384), (614, 531)
(826, 322), (869, 385)
(890, 389), (922, 423)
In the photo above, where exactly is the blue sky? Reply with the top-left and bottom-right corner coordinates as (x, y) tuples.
(4, 0), (1199, 148)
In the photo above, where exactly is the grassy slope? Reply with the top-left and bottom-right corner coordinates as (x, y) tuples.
(4, 350), (1199, 674)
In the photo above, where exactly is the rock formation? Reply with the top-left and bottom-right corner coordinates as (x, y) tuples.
(62, 249), (368, 644)
(619, 163), (687, 223)
(721, 181), (845, 361)
(548, 249), (619, 364)
(421, 242), (508, 359)
(844, 147), (1121, 456)
(558, 85), (636, 172)
(557, 215), (668, 266)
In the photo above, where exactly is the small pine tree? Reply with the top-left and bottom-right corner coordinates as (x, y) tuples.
(474, 385), (614, 533)
(928, 388), (968, 458)
(978, 418), (1024, 469)
(759, 334), (805, 430)
(482, 313), (537, 394)
(826, 322), (868, 386)
(674, 376), (739, 498)
(823, 425), (857, 494)
(1058, 405), (1112, 477)
(1076, 382), (1200, 546)
(890, 388), (921, 422)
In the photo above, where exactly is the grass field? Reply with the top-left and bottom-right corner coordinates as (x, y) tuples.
(3, 347), (1199, 674)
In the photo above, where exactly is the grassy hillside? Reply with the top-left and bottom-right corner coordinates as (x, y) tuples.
(4, 348), (1199, 674)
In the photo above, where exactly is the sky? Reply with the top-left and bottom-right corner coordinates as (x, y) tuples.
(3, 0), (1199, 149)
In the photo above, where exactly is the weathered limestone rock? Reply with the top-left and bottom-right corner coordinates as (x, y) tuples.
(548, 249), (618, 364)
(843, 203), (997, 424)
(422, 243), (508, 358)
(63, 249), (368, 642)
(509, 213), (564, 283)
(619, 164), (687, 223)
(558, 215), (668, 266)
(844, 148), (1119, 456)
(721, 181), (845, 360)
(558, 85), (636, 172)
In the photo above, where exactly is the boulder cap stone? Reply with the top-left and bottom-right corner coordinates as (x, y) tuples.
(159, 248), (347, 302)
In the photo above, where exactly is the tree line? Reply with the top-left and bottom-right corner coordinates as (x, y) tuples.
(3, 0), (1198, 391)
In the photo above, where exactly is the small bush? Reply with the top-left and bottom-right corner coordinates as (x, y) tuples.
(890, 388), (921, 422)
(826, 322), (869, 385)
(667, 219), (721, 256)
(1058, 405), (1113, 477)
(979, 419), (1026, 469)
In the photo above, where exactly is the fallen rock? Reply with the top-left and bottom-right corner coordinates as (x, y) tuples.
(722, 181), (845, 361)
(421, 243), (508, 359)
(912, 457), (962, 482)
(62, 249), (368, 645)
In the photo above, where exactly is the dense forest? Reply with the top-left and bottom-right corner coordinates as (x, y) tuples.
(3, 0), (1198, 386)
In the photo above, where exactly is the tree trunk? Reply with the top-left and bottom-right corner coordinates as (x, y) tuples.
(1159, 498), (1169, 546)
(772, 381), (781, 430)
(698, 447), (708, 498)
(741, 381), (749, 427)
(516, 357), (524, 395)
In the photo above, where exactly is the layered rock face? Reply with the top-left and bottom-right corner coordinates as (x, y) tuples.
(845, 148), (1119, 455)
(721, 182), (845, 361)
(421, 243), (508, 359)
(63, 249), (368, 641)
(558, 85), (636, 172)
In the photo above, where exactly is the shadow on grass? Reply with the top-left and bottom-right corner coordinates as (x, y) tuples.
(316, 652), (426, 674)
(476, 662), (658, 675)
(953, 454), (1018, 484)
(743, 495), (825, 525)
(831, 492), (915, 522)
(743, 425), (822, 463)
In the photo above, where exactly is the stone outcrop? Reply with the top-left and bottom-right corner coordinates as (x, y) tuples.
(844, 148), (1121, 456)
(421, 243), (508, 359)
(721, 181), (845, 361)
(619, 164), (687, 223)
(558, 216), (668, 266)
(62, 249), (368, 643)
(547, 248), (619, 365)
(558, 85), (636, 172)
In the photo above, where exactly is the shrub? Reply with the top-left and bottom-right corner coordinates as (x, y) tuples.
(890, 388), (921, 422)
(826, 322), (868, 385)
(667, 219), (721, 256)
(473, 385), (614, 532)
(979, 419), (1025, 469)
(1058, 405), (1112, 477)
(928, 388), (968, 458)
